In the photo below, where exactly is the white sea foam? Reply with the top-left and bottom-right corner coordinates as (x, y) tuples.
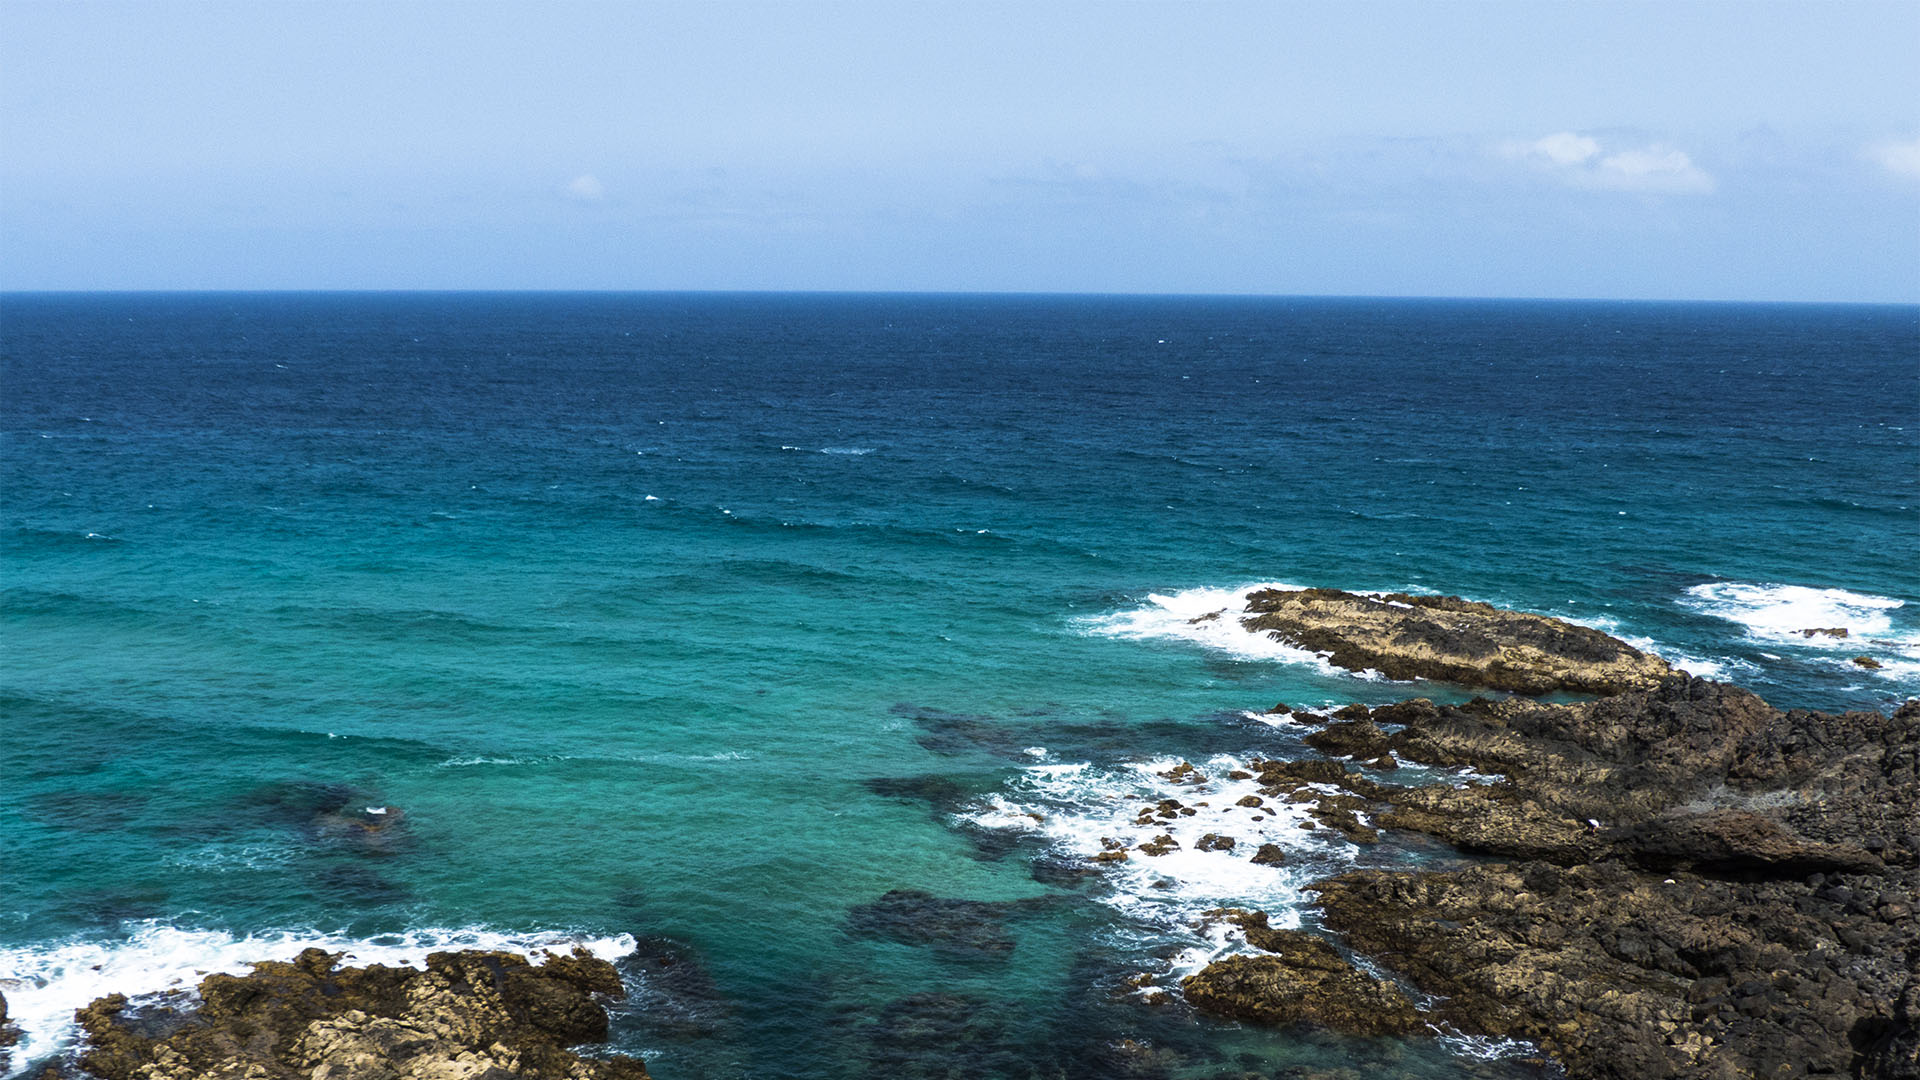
(959, 752), (1374, 993)
(1682, 582), (1907, 643)
(0, 923), (635, 1074)
(1680, 582), (1920, 680)
(1080, 583), (1367, 674)
(819, 446), (874, 456)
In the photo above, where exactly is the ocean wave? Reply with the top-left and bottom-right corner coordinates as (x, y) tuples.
(957, 753), (1370, 985)
(1681, 582), (1908, 643)
(1679, 582), (1920, 681)
(1566, 617), (1745, 680)
(818, 446), (875, 456)
(0, 923), (635, 1075)
(1079, 583), (1364, 674)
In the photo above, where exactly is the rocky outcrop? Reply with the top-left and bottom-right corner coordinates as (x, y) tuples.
(0, 988), (18, 1069)
(1183, 674), (1920, 1079)
(76, 947), (647, 1080)
(1328, 681), (1920, 872)
(1179, 911), (1420, 1036)
(1236, 587), (1674, 694)
(1314, 861), (1917, 1080)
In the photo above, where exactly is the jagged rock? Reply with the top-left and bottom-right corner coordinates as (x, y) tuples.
(1250, 843), (1289, 866)
(1195, 833), (1235, 852)
(1238, 587), (1674, 694)
(1137, 835), (1180, 857)
(1180, 912), (1420, 1036)
(1315, 860), (1917, 1080)
(1304, 720), (1393, 760)
(75, 947), (647, 1080)
(1801, 627), (1850, 638)
(1374, 680), (1920, 869)
(1614, 808), (1884, 876)
(1209, 590), (1918, 1078)
(1856, 656), (1884, 669)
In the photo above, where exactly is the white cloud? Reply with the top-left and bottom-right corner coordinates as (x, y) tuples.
(1867, 138), (1920, 180)
(1531, 132), (1600, 166)
(1591, 146), (1714, 193)
(563, 174), (606, 202)
(1505, 132), (1713, 194)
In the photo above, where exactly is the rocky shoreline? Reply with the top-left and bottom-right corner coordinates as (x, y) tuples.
(42, 948), (647, 1080)
(1173, 588), (1919, 1079)
(13, 587), (1915, 1079)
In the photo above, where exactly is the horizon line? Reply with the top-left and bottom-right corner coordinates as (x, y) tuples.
(2, 288), (1916, 308)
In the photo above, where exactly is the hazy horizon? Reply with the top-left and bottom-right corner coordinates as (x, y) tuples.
(4, 1), (1918, 302)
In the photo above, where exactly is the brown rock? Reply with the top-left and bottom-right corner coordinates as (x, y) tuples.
(1238, 587), (1674, 694)
(1250, 843), (1289, 866)
(1180, 921), (1420, 1036)
(76, 948), (647, 1080)
(1315, 860), (1915, 1080)
(1137, 834), (1180, 857)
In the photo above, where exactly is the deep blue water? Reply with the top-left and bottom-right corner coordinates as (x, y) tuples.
(2, 293), (1916, 1078)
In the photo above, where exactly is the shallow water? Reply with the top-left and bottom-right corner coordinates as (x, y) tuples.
(2, 293), (1915, 1077)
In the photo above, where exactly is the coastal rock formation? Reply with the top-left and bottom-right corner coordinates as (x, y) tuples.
(1179, 912), (1420, 1036)
(0, 989), (17, 1067)
(76, 947), (648, 1080)
(1179, 673), (1920, 1078)
(1314, 861), (1917, 1080)
(1237, 587), (1674, 694)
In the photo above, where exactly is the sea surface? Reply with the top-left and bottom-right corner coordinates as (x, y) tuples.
(2, 293), (1916, 1079)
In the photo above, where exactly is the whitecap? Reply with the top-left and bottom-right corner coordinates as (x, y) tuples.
(957, 752), (1364, 988)
(1680, 582), (1908, 644)
(1078, 583), (1351, 672)
(819, 446), (875, 456)
(0, 923), (635, 1074)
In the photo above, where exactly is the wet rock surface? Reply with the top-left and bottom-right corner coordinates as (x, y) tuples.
(1315, 860), (1917, 1080)
(1188, 665), (1919, 1077)
(1238, 587), (1674, 694)
(75, 947), (647, 1080)
(1180, 912), (1420, 1037)
(1, 989), (18, 1065)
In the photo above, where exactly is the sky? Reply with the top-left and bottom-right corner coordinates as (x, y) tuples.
(2, 1), (1918, 300)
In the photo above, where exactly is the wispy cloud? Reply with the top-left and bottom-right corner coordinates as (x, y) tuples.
(1867, 137), (1920, 180)
(562, 174), (606, 202)
(1505, 132), (1715, 194)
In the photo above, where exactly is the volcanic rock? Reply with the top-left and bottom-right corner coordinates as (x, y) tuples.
(1249, 843), (1289, 867)
(1180, 913), (1419, 1037)
(75, 947), (647, 1080)
(1239, 587), (1674, 694)
(1314, 859), (1917, 1080)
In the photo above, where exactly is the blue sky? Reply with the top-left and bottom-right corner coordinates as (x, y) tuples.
(3, 1), (1917, 300)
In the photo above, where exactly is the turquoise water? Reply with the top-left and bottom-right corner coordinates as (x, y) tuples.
(3, 293), (1916, 1077)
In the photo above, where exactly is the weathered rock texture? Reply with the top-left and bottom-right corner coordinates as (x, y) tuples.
(1186, 676), (1920, 1079)
(76, 947), (648, 1080)
(1179, 911), (1420, 1036)
(1316, 860), (1917, 1080)
(1238, 587), (1674, 694)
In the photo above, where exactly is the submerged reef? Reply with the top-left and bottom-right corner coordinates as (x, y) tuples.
(1170, 589), (1920, 1080)
(71, 948), (647, 1080)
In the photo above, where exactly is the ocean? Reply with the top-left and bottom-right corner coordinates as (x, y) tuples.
(2, 292), (1916, 1078)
